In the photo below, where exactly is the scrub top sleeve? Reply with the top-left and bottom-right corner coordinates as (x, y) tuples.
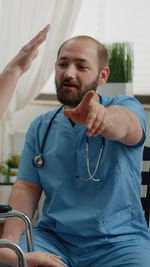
(17, 116), (42, 184)
(112, 95), (146, 146)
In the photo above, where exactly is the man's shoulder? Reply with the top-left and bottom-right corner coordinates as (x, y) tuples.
(32, 106), (62, 127)
(26, 106), (62, 137)
(99, 94), (143, 108)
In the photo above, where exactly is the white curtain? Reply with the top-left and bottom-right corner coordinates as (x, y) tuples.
(0, 0), (82, 161)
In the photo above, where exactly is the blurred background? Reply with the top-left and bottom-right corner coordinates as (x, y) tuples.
(0, 0), (150, 162)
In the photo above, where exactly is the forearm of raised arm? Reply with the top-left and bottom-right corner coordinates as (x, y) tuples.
(101, 105), (143, 146)
(0, 67), (21, 119)
(2, 179), (42, 244)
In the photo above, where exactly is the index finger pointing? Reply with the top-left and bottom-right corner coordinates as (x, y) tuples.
(83, 90), (98, 106)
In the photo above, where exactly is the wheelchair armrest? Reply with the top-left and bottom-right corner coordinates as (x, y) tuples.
(0, 239), (26, 267)
(0, 205), (34, 252)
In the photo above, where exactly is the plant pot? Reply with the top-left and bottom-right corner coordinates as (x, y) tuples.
(0, 174), (6, 183)
(9, 168), (18, 184)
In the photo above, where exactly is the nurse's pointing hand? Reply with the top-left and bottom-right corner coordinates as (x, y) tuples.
(64, 90), (107, 136)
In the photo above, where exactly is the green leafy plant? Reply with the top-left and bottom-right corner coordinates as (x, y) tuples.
(0, 163), (8, 175)
(6, 154), (20, 169)
(106, 42), (133, 83)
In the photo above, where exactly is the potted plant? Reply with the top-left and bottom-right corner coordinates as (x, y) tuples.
(0, 163), (8, 183)
(98, 42), (134, 96)
(6, 155), (20, 183)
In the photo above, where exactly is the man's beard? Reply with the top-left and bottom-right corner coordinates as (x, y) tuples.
(55, 76), (99, 107)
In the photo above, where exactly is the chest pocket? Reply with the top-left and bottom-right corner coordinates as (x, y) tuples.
(76, 135), (104, 181)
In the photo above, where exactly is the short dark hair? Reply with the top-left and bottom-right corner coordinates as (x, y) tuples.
(57, 35), (109, 71)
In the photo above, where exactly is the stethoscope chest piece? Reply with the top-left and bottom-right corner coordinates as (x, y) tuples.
(33, 154), (44, 168)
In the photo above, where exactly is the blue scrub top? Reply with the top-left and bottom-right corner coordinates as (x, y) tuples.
(17, 94), (150, 247)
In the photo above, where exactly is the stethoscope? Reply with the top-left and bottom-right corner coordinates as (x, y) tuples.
(32, 105), (64, 168)
(85, 136), (104, 181)
(33, 100), (105, 182)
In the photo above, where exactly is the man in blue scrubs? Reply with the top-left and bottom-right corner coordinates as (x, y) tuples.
(2, 36), (150, 266)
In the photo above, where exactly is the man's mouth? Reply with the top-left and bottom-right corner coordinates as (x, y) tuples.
(62, 82), (79, 89)
(63, 82), (78, 87)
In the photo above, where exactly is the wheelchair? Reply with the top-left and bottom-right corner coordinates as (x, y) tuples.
(0, 204), (34, 267)
(0, 146), (149, 266)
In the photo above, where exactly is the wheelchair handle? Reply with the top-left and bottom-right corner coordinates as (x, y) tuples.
(0, 209), (34, 252)
(0, 239), (27, 267)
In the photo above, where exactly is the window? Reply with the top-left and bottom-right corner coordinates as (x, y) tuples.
(41, 0), (150, 97)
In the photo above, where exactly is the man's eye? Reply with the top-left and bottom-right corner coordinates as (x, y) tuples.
(78, 65), (86, 70)
(59, 63), (66, 67)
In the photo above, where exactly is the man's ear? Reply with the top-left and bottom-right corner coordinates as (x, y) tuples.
(98, 66), (110, 86)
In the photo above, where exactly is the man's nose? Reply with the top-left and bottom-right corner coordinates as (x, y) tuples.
(64, 65), (76, 79)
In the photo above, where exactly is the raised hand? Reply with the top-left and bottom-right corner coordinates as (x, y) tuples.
(0, 24), (50, 119)
(5, 24), (50, 76)
(64, 90), (107, 137)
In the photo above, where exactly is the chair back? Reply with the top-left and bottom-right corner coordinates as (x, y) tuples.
(141, 146), (150, 227)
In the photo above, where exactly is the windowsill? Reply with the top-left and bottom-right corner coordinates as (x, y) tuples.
(31, 99), (61, 106)
(31, 93), (60, 106)
(143, 104), (150, 110)
(134, 95), (150, 105)
(32, 93), (150, 110)
(134, 95), (150, 110)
